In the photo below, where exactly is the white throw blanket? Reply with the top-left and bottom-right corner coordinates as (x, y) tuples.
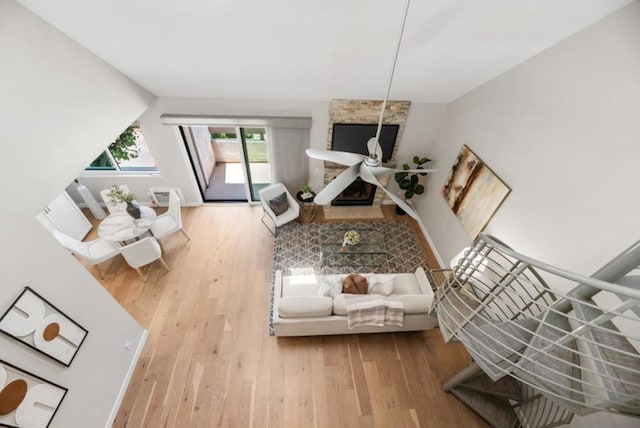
(345, 296), (404, 329)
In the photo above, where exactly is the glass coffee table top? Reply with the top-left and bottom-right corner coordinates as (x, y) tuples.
(318, 226), (388, 267)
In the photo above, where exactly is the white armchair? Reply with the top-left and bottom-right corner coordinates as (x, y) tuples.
(258, 183), (299, 236)
(119, 236), (170, 282)
(53, 230), (120, 279)
(149, 190), (190, 243)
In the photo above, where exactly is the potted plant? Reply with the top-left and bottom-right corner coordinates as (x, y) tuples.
(299, 185), (314, 201)
(393, 156), (432, 215)
(106, 185), (140, 219)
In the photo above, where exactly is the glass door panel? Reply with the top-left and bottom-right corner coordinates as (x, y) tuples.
(241, 127), (271, 201)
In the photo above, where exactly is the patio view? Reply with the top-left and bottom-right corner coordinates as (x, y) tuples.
(204, 126), (271, 201)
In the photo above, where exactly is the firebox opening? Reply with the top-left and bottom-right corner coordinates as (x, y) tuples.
(331, 178), (376, 206)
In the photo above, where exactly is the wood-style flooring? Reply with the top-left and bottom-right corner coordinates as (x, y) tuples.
(80, 205), (488, 427)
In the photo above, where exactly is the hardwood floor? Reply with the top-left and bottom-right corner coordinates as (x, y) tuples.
(82, 205), (488, 427)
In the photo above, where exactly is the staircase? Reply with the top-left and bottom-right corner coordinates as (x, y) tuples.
(430, 234), (640, 428)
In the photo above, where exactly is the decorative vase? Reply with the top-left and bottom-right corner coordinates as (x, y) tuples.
(126, 201), (141, 219)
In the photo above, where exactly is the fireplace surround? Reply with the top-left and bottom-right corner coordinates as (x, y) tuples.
(331, 178), (376, 206)
(323, 99), (411, 206)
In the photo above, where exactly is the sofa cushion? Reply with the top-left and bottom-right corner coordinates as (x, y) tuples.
(388, 295), (433, 314)
(367, 275), (396, 296)
(343, 274), (368, 294)
(333, 294), (382, 316)
(278, 296), (333, 318)
(393, 274), (421, 294)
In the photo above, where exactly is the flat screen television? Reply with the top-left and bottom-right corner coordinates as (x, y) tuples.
(331, 123), (399, 162)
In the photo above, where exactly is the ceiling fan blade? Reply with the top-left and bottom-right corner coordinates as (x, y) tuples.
(306, 148), (366, 166)
(369, 166), (437, 179)
(313, 163), (361, 205)
(380, 186), (422, 222)
(360, 165), (422, 221)
(359, 163), (379, 185)
(398, 168), (437, 174)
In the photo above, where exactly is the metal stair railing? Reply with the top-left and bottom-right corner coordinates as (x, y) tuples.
(433, 233), (640, 424)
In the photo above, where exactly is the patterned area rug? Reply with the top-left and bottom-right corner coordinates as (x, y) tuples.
(273, 221), (428, 275)
(269, 221), (428, 334)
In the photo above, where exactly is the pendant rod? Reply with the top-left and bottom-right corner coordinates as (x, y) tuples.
(374, 0), (411, 143)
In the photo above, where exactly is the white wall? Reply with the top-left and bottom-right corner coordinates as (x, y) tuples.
(0, 1), (154, 426)
(423, 2), (640, 272)
(71, 98), (446, 209)
(72, 97), (329, 205)
(420, 3), (640, 426)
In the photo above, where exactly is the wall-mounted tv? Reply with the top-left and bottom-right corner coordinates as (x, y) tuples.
(331, 123), (399, 162)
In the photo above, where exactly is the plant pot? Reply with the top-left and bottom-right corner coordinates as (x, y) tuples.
(126, 201), (141, 219)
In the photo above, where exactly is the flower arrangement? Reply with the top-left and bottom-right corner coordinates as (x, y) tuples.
(344, 230), (361, 245)
(106, 184), (136, 203)
(340, 230), (361, 252)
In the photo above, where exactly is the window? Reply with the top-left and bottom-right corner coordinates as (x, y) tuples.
(86, 123), (158, 173)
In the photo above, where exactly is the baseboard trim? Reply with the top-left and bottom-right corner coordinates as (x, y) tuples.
(105, 329), (148, 428)
(416, 220), (445, 269)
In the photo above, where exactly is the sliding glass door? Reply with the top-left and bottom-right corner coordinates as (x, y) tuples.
(182, 125), (272, 202)
(241, 127), (271, 201)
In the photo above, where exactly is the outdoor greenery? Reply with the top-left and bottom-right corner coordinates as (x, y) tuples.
(89, 151), (114, 168)
(89, 125), (140, 168)
(211, 132), (237, 139)
(394, 156), (432, 200)
(108, 125), (140, 161)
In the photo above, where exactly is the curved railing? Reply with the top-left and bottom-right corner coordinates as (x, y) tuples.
(433, 233), (640, 422)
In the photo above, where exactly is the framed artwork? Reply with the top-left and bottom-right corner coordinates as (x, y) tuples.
(442, 145), (511, 238)
(0, 288), (88, 367)
(0, 359), (67, 428)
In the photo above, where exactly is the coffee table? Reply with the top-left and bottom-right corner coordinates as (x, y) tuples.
(319, 226), (388, 267)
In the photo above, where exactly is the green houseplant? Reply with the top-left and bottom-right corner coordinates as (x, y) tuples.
(106, 185), (140, 219)
(393, 156), (432, 214)
(299, 185), (314, 200)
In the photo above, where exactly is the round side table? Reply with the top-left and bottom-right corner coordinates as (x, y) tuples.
(295, 191), (316, 223)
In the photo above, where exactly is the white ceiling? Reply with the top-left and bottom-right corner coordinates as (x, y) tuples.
(18, 0), (633, 103)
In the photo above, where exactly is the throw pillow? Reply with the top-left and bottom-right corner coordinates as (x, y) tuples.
(317, 277), (343, 297)
(268, 192), (289, 216)
(342, 274), (368, 294)
(367, 275), (395, 296)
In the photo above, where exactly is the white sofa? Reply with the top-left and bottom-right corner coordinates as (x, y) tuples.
(272, 267), (438, 336)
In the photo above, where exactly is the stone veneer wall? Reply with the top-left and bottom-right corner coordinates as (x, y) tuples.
(324, 99), (411, 206)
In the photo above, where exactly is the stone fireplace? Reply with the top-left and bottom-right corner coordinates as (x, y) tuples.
(332, 178), (376, 206)
(324, 99), (411, 206)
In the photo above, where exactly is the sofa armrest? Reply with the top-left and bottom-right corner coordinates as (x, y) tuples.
(274, 270), (283, 300)
(415, 267), (432, 295)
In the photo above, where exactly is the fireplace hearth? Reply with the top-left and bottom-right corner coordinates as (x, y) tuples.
(331, 178), (376, 206)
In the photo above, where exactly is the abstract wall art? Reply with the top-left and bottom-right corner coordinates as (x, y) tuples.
(0, 288), (88, 366)
(442, 145), (511, 238)
(0, 359), (67, 428)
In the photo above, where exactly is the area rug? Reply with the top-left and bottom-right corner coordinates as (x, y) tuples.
(268, 221), (428, 335)
(322, 206), (384, 220)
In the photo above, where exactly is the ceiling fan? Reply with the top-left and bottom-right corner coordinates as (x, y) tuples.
(306, 0), (435, 222)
